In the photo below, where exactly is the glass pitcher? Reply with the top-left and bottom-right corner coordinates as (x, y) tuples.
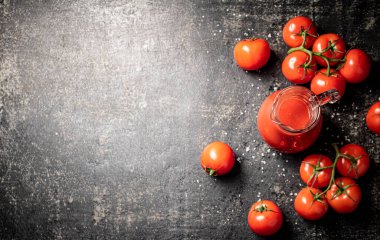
(257, 86), (339, 153)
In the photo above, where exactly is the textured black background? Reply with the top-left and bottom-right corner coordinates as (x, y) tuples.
(0, 0), (379, 239)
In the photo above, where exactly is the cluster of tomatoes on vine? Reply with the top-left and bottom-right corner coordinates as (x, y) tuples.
(281, 16), (370, 99)
(295, 143), (369, 221)
(199, 16), (379, 237)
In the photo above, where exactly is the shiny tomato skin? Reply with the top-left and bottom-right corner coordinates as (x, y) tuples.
(312, 33), (346, 67)
(294, 188), (328, 220)
(336, 144), (370, 179)
(282, 51), (317, 84)
(326, 177), (361, 214)
(366, 101), (380, 135)
(200, 142), (235, 176)
(282, 16), (317, 49)
(234, 38), (271, 71)
(339, 49), (371, 84)
(300, 154), (333, 188)
(310, 68), (346, 98)
(248, 200), (283, 236)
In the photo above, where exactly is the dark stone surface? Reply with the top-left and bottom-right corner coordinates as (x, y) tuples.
(0, 0), (379, 239)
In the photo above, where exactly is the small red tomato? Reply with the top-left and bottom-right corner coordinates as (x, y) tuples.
(339, 49), (371, 84)
(234, 38), (271, 71)
(248, 200), (283, 236)
(294, 187), (328, 220)
(200, 142), (235, 176)
(282, 51), (317, 84)
(300, 154), (333, 188)
(312, 33), (346, 67)
(326, 177), (362, 214)
(310, 68), (346, 98)
(282, 16), (317, 49)
(336, 144), (370, 179)
(366, 101), (380, 135)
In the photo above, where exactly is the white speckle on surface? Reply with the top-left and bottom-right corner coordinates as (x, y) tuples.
(246, 146), (250, 152)
(268, 33), (271, 38)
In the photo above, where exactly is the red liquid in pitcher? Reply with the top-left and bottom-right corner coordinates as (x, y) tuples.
(257, 90), (322, 153)
(276, 98), (311, 130)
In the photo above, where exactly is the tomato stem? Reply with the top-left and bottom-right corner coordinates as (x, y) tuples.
(286, 30), (349, 77)
(315, 144), (340, 198)
(315, 165), (333, 171)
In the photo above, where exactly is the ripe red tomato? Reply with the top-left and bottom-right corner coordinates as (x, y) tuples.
(366, 101), (380, 135)
(300, 154), (333, 188)
(282, 16), (317, 49)
(200, 142), (235, 176)
(312, 33), (346, 67)
(282, 51), (317, 84)
(339, 49), (371, 84)
(336, 144), (370, 179)
(326, 177), (361, 214)
(294, 187), (328, 220)
(234, 38), (271, 71)
(310, 68), (346, 98)
(248, 200), (283, 236)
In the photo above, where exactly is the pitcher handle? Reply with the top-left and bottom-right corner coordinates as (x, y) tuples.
(313, 89), (340, 106)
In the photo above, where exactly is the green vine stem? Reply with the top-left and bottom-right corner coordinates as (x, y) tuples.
(314, 143), (360, 200)
(286, 31), (346, 77)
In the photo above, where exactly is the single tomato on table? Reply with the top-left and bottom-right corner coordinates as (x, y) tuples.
(300, 154), (333, 188)
(282, 51), (317, 84)
(336, 143), (370, 179)
(200, 142), (235, 176)
(282, 16), (318, 49)
(326, 177), (362, 214)
(339, 49), (371, 84)
(366, 101), (380, 135)
(294, 187), (328, 220)
(248, 200), (283, 236)
(234, 38), (270, 71)
(312, 33), (346, 67)
(310, 68), (346, 98)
